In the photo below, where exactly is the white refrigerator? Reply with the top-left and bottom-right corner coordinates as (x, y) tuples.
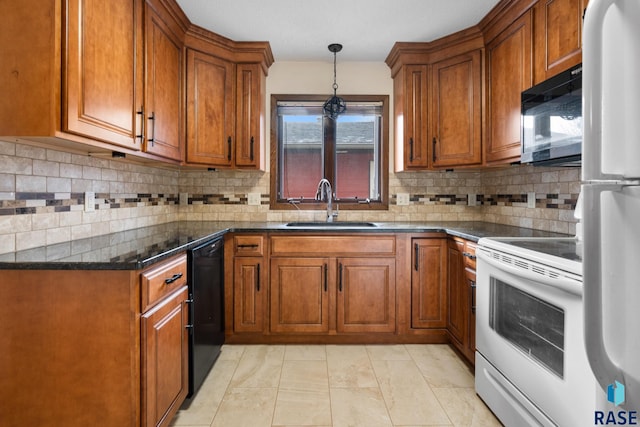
(582, 0), (640, 411)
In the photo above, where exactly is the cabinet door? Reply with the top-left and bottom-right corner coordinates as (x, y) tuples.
(142, 286), (189, 427)
(270, 257), (330, 333)
(235, 63), (264, 169)
(186, 49), (235, 166)
(336, 257), (396, 333)
(395, 65), (429, 170)
(486, 10), (533, 164)
(64, 0), (143, 150)
(233, 257), (265, 333)
(411, 238), (447, 328)
(534, 0), (588, 84)
(430, 50), (482, 168)
(446, 239), (467, 345)
(144, 2), (183, 161)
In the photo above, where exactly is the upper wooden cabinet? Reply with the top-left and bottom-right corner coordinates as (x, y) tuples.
(485, 10), (533, 164)
(386, 29), (484, 171)
(430, 50), (482, 168)
(185, 53), (269, 169)
(185, 50), (235, 166)
(392, 65), (429, 170)
(235, 63), (266, 169)
(533, 0), (588, 84)
(64, 0), (144, 151)
(144, 0), (185, 161)
(0, 0), (271, 167)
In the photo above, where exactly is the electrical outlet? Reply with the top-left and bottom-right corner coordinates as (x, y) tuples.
(527, 192), (536, 208)
(247, 193), (261, 206)
(84, 191), (95, 212)
(396, 193), (410, 206)
(468, 193), (477, 207)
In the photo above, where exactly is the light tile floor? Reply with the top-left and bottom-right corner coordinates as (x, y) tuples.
(170, 344), (503, 427)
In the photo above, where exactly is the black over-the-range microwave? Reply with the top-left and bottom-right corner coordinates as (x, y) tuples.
(521, 63), (582, 166)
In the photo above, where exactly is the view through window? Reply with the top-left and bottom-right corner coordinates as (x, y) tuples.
(271, 95), (388, 210)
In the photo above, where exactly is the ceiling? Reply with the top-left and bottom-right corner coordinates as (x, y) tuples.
(175, 0), (501, 62)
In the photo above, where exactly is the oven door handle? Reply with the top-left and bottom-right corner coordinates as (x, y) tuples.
(476, 249), (582, 296)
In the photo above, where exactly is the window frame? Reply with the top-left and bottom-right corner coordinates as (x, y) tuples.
(269, 94), (389, 211)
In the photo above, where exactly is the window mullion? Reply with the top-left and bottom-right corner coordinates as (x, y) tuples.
(323, 116), (336, 192)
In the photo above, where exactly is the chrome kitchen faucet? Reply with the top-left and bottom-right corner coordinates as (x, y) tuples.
(315, 178), (338, 222)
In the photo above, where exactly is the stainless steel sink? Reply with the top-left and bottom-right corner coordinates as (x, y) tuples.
(285, 222), (378, 228)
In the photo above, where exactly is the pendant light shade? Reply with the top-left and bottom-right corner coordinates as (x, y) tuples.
(323, 43), (346, 119)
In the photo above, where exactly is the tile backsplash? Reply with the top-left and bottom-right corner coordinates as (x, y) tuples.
(0, 138), (581, 255)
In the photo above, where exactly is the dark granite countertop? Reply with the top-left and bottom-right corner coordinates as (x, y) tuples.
(0, 221), (570, 270)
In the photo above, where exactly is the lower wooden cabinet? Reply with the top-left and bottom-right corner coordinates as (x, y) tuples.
(411, 238), (447, 329)
(141, 286), (189, 427)
(337, 257), (396, 333)
(233, 257), (266, 333)
(270, 256), (396, 334)
(0, 253), (190, 427)
(447, 237), (477, 364)
(270, 257), (330, 333)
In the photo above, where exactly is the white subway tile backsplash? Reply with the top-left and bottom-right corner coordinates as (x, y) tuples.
(16, 229), (46, 251)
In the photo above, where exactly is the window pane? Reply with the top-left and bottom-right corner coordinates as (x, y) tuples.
(279, 114), (323, 199)
(335, 115), (380, 200)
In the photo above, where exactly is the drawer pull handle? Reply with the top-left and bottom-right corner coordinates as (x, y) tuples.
(238, 244), (259, 249)
(338, 263), (343, 292)
(164, 272), (183, 285)
(462, 252), (476, 260)
(414, 243), (419, 271)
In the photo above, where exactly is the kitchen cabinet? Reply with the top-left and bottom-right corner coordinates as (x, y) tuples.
(0, 252), (189, 427)
(270, 256), (396, 334)
(0, 0), (187, 162)
(269, 235), (397, 335)
(185, 49), (235, 166)
(141, 287), (189, 427)
(411, 237), (447, 329)
(143, 0), (185, 161)
(392, 65), (430, 170)
(185, 50), (269, 169)
(229, 234), (267, 333)
(430, 50), (483, 168)
(140, 253), (190, 427)
(64, 0), (143, 151)
(533, 0), (589, 84)
(485, 10), (533, 164)
(386, 30), (484, 171)
(270, 257), (330, 333)
(446, 237), (477, 364)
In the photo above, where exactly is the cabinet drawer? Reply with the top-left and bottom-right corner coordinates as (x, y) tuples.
(270, 235), (396, 256)
(234, 235), (264, 256)
(462, 241), (477, 270)
(141, 253), (188, 311)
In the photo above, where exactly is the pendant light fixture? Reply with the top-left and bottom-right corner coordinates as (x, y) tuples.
(323, 43), (346, 119)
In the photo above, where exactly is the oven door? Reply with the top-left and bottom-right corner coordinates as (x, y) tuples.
(475, 246), (597, 427)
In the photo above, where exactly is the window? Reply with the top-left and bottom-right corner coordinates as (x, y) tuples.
(270, 94), (389, 210)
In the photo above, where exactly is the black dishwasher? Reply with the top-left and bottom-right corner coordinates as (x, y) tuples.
(185, 237), (224, 402)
